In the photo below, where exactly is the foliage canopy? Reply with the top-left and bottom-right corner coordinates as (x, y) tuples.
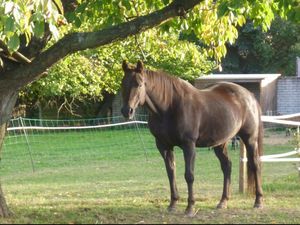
(0, 0), (299, 110)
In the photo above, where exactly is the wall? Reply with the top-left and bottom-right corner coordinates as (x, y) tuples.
(277, 77), (300, 115)
(261, 78), (278, 115)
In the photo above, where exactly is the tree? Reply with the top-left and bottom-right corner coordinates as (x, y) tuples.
(20, 29), (215, 119)
(220, 18), (300, 75)
(0, 0), (299, 217)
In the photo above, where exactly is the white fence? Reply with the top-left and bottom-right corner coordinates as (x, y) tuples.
(261, 113), (300, 163)
(239, 113), (300, 193)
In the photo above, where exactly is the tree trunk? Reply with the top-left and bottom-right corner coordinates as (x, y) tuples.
(0, 89), (19, 217)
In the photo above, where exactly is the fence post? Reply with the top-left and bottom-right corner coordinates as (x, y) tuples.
(20, 117), (35, 172)
(296, 126), (300, 179)
(239, 140), (247, 193)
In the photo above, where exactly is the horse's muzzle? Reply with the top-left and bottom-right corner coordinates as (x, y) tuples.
(121, 106), (134, 120)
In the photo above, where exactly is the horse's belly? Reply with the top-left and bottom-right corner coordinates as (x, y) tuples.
(196, 124), (240, 148)
(196, 137), (230, 148)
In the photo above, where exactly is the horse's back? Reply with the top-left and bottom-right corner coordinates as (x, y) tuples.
(193, 82), (261, 147)
(202, 82), (259, 115)
(204, 82), (253, 98)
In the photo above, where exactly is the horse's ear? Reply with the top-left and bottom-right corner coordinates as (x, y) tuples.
(136, 60), (144, 73)
(122, 60), (129, 71)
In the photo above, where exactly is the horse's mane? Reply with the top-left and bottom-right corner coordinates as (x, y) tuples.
(144, 69), (195, 106)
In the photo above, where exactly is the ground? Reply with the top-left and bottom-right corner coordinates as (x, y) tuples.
(0, 126), (299, 224)
(264, 132), (290, 145)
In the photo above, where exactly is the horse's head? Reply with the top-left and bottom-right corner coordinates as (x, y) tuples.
(121, 60), (146, 120)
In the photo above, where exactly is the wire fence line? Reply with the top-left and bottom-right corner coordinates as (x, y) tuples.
(0, 115), (237, 199)
(2, 115), (300, 167)
(1, 114), (299, 193)
(0, 115), (243, 196)
(1, 115), (157, 174)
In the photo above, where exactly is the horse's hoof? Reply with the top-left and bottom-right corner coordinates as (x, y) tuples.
(167, 205), (176, 213)
(184, 208), (195, 218)
(216, 201), (227, 209)
(254, 198), (263, 209)
(254, 203), (263, 209)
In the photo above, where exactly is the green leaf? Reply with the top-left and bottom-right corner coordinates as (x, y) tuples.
(74, 16), (82, 28)
(76, 2), (88, 13)
(65, 12), (76, 23)
(4, 16), (15, 33)
(7, 33), (20, 52)
(122, 0), (131, 10)
(162, 0), (170, 5)
(33, 21), (45, 38)
(217, 2), (229, 18)
(237, 15), (246, 27)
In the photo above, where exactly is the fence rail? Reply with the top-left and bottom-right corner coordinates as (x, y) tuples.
(261, 114), (300, 162)
(239, 113), (300, 193)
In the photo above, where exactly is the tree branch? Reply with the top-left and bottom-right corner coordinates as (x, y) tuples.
(17, 0), (77, 60)
(0, 41), (32, 64)
(1, 0), (203, 89)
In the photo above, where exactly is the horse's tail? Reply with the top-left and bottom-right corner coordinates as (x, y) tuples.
(247, 105), (264, 193)
(257, 112), (264, 158)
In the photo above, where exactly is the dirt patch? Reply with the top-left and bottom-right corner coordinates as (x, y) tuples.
(264, 132), (292, 145)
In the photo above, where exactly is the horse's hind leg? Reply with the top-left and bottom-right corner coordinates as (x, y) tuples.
(240, 134), (263, 208)
(156, 139), (179, 212)
(214, 143), (232, 209)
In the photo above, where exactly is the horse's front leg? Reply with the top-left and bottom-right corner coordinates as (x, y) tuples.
(156, 140), (179, 212)
(182, 143), (196, 217)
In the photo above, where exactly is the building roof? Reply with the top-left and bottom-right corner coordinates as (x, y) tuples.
(196, 74), (281, 83)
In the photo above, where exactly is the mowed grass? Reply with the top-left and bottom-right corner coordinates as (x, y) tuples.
(0, 127), (300, 224)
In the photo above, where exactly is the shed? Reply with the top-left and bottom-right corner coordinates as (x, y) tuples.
(194, 74), (281, 115)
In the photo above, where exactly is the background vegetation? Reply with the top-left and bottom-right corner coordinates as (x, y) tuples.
(220, 17), (300, 75)
(8, 0), (299, 119)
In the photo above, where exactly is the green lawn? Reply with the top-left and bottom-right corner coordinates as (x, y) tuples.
(0, 127), (299, 224)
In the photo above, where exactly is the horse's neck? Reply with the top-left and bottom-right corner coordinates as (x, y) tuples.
(144, 71), (178, 114)
(145, 94), (160, 115)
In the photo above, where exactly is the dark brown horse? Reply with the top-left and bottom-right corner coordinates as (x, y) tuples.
(121, 60), (263, 216)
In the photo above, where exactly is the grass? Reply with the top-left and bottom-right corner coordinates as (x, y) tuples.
(0, 127), (300, 224)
